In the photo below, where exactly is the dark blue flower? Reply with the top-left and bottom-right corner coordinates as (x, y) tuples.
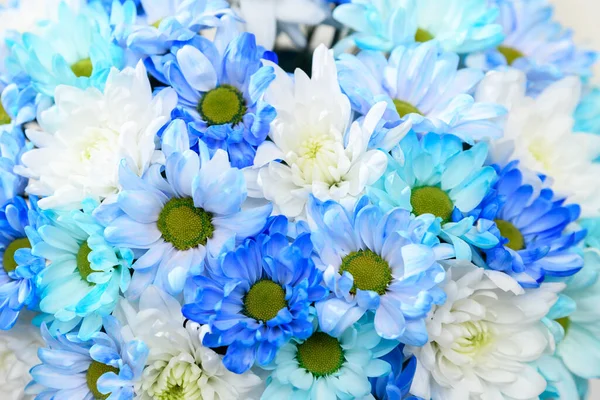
(370, 345), (423, 400)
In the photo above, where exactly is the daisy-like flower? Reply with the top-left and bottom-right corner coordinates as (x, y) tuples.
(103, 120), (272, 298)
(232, 0), (330, 49)
(146, 33), (276, 168)
(0, 311), (43, 400)
(261, 316), (397, 399)
(182, 225), (327, 374)
(466, 0), (597, 95)
(476, 69), (600, 218)
(116, 286), (263, 399)
(332, 0), (504, 54)
(17, 62), (177, 210)
(309, 196), (448, 345)
(337, 41), (506, 141)
(368, 132), (499, 261)
(408, 260), (562, 400)
(0, 196), (45, 330)
(27, 316), (148, 400)
(247, 45), (409, 219)
(7, 1), (125, 98)
(33, 199), (133, 340)
(470, 162), (584, 287)
(0, 126), (29, 206)
(370, 345), (420, 400)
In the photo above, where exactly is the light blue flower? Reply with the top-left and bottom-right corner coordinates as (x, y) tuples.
(332, 0), (503, 54)
(0, 125), (29, 205)
(574, 87), (600, 136)
(33, 199), (133, 340)
(370, 345), (421, 400)
(308, 195), (449, 345)
(261, 316), (397, 400)
(182, 221), (327, 374)
(0, 196), (45, 330)
(145, 32), (276, 168)
(27, 316), (148, 400)
(466, 0), (597, 95)
(0, 82), (37, 127)
(337, 42), (506, 141)
(6, 1), (126, 98)
(102, 119), (272, 298)
(368, 132), (499, 262)
(472, 162), (584, 288)
(536, 355), (584, 400)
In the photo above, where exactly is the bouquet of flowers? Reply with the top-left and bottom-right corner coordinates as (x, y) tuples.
(1, 0), (600, 399)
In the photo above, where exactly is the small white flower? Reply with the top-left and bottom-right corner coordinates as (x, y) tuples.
(408, 261), (562, 400)
(247, 45), (409, 219)
(18, 62), (177, 210)
(476, 68), (600, 218)
(0, 312), (43, 400)
(115, 287), (263, 400)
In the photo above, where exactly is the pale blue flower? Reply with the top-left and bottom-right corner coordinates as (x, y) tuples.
(574, 87), (600, 136)
(0, 125), (29, 205)
(337, 41), (506, 141)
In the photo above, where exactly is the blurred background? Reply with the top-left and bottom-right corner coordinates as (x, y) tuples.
(549, 0), (599, 396)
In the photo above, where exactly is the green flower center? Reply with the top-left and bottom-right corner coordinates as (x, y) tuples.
(556, 317), (571, 334)
(340, 250), (392, 295)
(498, 46), (524, 66)
(157, 197), (214, 251)
(157, 384), (185, 400)
(151, 19), (163, 28)
(410, 186), (454, 223)
(415, 28), (434, 43)
(3, 238), (31, 274)
(198, 85), (247, 126)
(0, 101), (11, 125)
(87, 361), (118, 400)
(71, 58), (93, 78)
(243, 279), (287, 322)
(393, 99), (422, 118)
(297, 332), (344, 377)
(455, 321), (494, 356)
(77, 242), (96, 283)
(495, 219), (525, 251)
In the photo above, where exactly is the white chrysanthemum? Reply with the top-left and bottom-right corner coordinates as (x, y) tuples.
(408, 261), (562, 400)
(17, 62), (177, 210)
(475, 68), (600, 218)
(247, 45), (409, 218)
(115, 287), (263, 400)
(0, 311), (43, 400)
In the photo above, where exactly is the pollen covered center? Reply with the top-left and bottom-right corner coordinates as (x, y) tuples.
(498, 45), (525, 66)
(415, 28), (434, 43)
(3, 237), (31, 274)
(393, 99), (422, 118)
(410, 186), (454, 223)
(296, 332), (344, 377)
(0, 101), (11, 125)
(198, 85), (247, 126)
(157, 197), (214, 251)
(244, 279), (287, 322)
(77, 242), (96, 283)
(71, 58), (93, 78)
(86, 360), (118, 400)
(340, 250), (392, 295)
(495, 219), (525, 251)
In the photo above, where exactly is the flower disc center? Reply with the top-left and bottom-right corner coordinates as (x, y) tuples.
(244, 279), (287, 322)
(198, 85), (247, 126)
(410, 186), (454, 223)
(415, 28), (434, 42)
(494, 219), (525, 251)
(3, 237), (30, 274)
(157, 197), (214, 251)
(556, 317), (571, 334)
(340, 250), (392, 295)
(86, 361), (118, 400)
(393, 99), (422, 118)
(296, 332), (344, 377)
(71, 58), (93, 78)
(77, 242), (96, 283)
(455, 321), (494, 357)
(0, 101), (11, 125)
(498, 46), (524, 66)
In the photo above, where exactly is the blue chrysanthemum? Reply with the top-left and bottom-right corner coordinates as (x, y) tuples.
(102, 120), (272, 298)
(0, 82), (37, 127)
(337, 41), (506, 141)
(182, 225), (327, 374)
(145, 32), (276, 168)
(0, 196), (45, 330)
(332, 0), (503, 54)
(574, 87), (600, 135)
(27, 316), (148, 400)
(466, 0), (597, 95)
(33, 199), (133, 339)
(6, 1), (126, 98)
(370, 345), (421, 400)
(308, 195), (449, 345)
(0, 125), (29, 205)
(261, 315), (397, 399)
(471, 162), (584, 287)
(368, 132), (499, 261)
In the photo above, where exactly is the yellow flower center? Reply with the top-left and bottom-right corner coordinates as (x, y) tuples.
(243, 280), (287, 322)
(410, 186), (454, 223)
(3, 238), (30, 274)
(495, 219), (525, 251)
(71, 58), (93, 78)
(296, 332), (344, 377)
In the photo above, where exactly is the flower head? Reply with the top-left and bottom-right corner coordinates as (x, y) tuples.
(0, 126), (29, 207)
(182, 223), (327, 373)
(103, 120), (272, 298)
(337, 41), (506, 141)
(370, 345), (420, 400)
(309, 196), (448, 345)
(27, 316), (148, 400)
(33, 199), (133, 339)
(18, 62), (177, 210)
